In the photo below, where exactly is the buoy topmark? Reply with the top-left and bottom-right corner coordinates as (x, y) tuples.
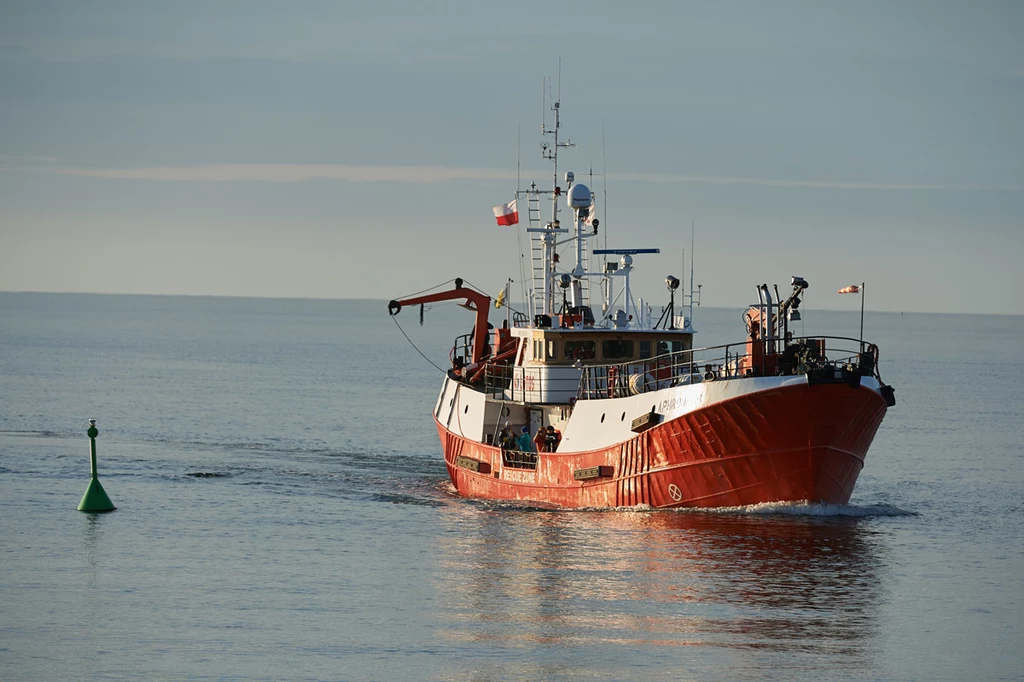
(77, 419), (116, 513)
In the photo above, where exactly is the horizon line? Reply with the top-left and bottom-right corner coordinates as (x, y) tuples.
(0, 160), (1011, 191)
(1, 289), (1019, 317)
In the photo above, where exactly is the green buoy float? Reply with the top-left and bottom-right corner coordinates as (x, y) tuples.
(77, 419), (116, 513)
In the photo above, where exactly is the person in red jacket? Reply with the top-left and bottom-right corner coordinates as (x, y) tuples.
(533, 427), (549, 453)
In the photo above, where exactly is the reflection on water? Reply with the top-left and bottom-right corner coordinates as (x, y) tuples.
(434, 507), (885, 680)
(82, 512), (104, 572)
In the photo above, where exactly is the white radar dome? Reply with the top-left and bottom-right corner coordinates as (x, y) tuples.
(567, 182), (591, 209)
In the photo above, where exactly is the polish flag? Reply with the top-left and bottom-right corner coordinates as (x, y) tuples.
(493, 200), (518, 226)
(584, 199), (596, 226)
(838, 285), (860, 294)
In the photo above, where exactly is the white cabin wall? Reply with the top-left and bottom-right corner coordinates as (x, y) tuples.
(437, 377), (535, 444)
(509, 365), (583, 403)
(436, 378), (486, 440)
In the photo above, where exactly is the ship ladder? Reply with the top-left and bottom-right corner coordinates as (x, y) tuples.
(579, 230), (590, 309)
(528, 193), (547, 316)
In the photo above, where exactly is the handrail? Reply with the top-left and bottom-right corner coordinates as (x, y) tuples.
(479, 363), (583, 402)
(447, 334), (884, 404)
(576, 335), (882, 401)
(449, 333), (474, 367)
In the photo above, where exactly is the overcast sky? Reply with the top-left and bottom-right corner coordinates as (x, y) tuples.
(1, 1), (1021, 314)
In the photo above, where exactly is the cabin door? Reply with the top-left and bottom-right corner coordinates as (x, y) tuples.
(529, 410), (543, 439)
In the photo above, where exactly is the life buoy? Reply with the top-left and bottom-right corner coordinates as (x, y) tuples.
(628, 371), (673, 395)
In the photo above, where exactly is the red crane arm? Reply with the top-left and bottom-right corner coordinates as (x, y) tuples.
(388, 278), (492, 364)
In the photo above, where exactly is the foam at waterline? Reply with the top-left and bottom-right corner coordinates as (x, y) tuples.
(691, 500), (915, 517)
(430, 489), (914, 517)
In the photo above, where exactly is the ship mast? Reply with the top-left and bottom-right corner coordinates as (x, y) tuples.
(533, 70), (575, 317)
(524, 83), (655, 328)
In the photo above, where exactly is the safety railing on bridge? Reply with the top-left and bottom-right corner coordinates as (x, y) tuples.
(576, 336), (880, 401)
(477, 363), (584, 403)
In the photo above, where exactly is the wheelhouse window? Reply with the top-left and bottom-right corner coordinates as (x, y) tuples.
(639, 341), (652, 359)
(546, 340), (557, 360)
(602, 339), (634, 360)
(564, 340), (596, 361)
(656, 339), (687, 356)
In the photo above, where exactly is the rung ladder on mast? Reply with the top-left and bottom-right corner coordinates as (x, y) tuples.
(527, 191), (545, 319)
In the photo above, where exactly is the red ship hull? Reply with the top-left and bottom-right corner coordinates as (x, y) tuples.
(437, 382), (888, 508)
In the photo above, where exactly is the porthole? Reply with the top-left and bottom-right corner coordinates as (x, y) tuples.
(621, 412), (626, 421)
(600, 413), (605, 423)
(464, 405), (469, 414)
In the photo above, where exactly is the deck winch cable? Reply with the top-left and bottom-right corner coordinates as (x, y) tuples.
(391, 315), (447, 375)
(391, 277), (528, 376)
(397, 278), (459, 300)
(395, 278), (527, 319)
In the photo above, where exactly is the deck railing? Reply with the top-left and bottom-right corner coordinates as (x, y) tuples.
(576, 336), (880, 401)
(450, 333), (474, 367)
(478, 364), (583, 403)
(450, 335), (881, 403)
(501, 449), (538, 470)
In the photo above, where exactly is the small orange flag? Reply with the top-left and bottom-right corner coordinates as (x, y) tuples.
(838, 285), (860, 294)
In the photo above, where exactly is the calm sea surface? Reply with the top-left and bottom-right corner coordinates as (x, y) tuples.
(0, 293), (1021, 681)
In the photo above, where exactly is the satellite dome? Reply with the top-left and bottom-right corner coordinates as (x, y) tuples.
(567, 183), (591, 209)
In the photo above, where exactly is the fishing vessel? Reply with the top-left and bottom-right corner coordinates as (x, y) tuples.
(388, 95), (896, 509)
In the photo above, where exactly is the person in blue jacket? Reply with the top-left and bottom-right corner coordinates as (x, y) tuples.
(516, 426), (535, 453)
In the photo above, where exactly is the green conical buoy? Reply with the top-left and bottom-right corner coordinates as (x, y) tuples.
(78, 419), (116, 513)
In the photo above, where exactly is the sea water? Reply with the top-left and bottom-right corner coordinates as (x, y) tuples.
(0, 293), (1021, 681)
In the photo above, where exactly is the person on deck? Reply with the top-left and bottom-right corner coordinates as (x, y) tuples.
(516, 426), (535, 453)
(533, 427), (548, 453)
(545, 425), (562, 452)
(498, 422), (515, 450)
